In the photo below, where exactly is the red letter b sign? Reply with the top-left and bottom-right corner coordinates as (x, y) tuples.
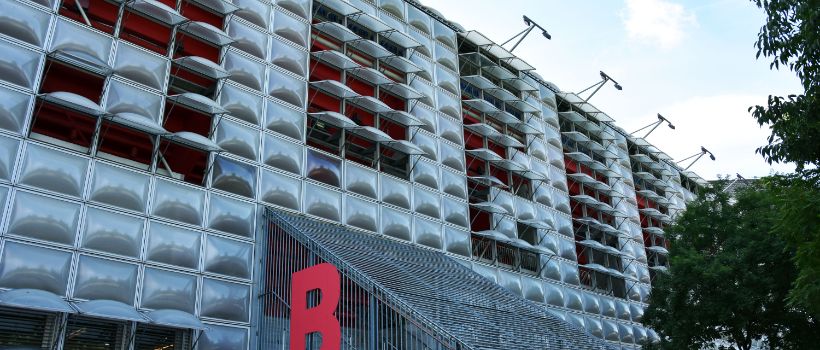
(290, 263), (341, 350)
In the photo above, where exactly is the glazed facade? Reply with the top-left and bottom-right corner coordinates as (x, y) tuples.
(0, 0), (707, 349)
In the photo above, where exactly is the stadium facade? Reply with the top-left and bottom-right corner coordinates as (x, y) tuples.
(0, 0), (708, 348)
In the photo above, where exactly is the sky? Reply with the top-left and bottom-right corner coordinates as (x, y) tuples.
(422, 0), (802, 179)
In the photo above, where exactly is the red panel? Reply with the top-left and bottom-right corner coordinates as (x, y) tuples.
(159, 140), (208, 185)
(487, 141), (505, 159)
(568, 179), (580, 196)
(379, 92), (405, 111)
(163, 104), (212, 137)
(290, 263), (342, 350)
(30, 102), (96, 149)
(469, 209), (491, 232)
(97, 122), (154, 165)
(174, 33), (220, 62)
(309, 61), (342, 82)
(379, 120), (405, 140)
(59, 0), (119, 34)
(307, 89), (341, 113)
(463, 130), (483, 150)
(121, 13), (171, 55)
(39, 62), (105, 102)
(346, 77), (374, 97)
(344, 106), (373, 127)
(489, 165), (509, 186)
(181, 1), (224, 27)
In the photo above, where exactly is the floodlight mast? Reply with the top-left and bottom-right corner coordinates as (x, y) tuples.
(577, 71), (622, 102)
(632, 114), (676, 138)
(723, 173), (745, 192)
(501, 15), (551, 52)
(679, 146), (716, 170)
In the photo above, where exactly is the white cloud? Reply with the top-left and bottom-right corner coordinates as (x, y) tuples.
(629, 94), (795, 179)
(622, 0), (697, 49)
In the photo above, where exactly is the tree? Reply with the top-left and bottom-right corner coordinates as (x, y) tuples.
(750, 0), (820, 316)
(643, 182), (820, 349)
(749, 0), (820, 173)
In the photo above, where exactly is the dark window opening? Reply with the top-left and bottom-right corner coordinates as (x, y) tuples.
(378, 117), (405, 140)
(469, 208), (491, 231)
(512, 174), (531, 198)
(64, 316), (123, 350)
(158, 140), (209, 185)
(120, 11), (173, 55)
(134, 324), (191, 350)
(39, 60), (105, 102)
(59, 0), (119, 34)
(344, 134), (376, 168)
(173, 32), (221, 62)
(379, 91), (405, 111)
(465, 155), (485, 178)
(0, 308), (52, 348)
(519, 249), (539, 274)
(306, 116), (342, 155)
(163, 103), (213, 137)
(378, 37), (406, 57)
(380, 147), (409, 179)
(344, 107), (373, 127)
(313, 4), (344, 24)
(30, 101), (97, 150)
(180, 1), (224, 27)
(97, 122), (155, 167)
(168, 64), (218, 96)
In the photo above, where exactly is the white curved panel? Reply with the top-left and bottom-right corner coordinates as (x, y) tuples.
(472, 264), (497, 283)
(561, 261), (580, 285)
(583, 292), (601, 314)
(151, 179), (205, 225)
(276, 0), (310, 19)
(616, 300), (632, 320)
(215, 119), (259, 161)
(89, 162), (150, 212)
(204, 235), (252, 279)
(564, 288), (583, 311)
(381, 206), (411, 241)
(553, 191), (571, 215)
(540, 254), (561, 281)
(498, 270), (523, 297)
(435, 89), (459, 118)
(543, 283), (563, 306)
(201, 278), (249, 322)
(492, 214), (516, 239)
(0, 242), (72, 295)
(212, 156), (257, 198)
(50, 18), (112, 71)
(521, 276), (544, 303)
(432, 21), (456, 49)
(406, 5), (431, 34)
(224, 50), (265, 91)
(441, 197), (468, 228)
(304, 182), (341, 222)
(141, 268), (197, 313)
(490, 189), (515, 216)
(104, 79), (163, 120)
(272, 11), (309, 47)
(440, 142), (465, 171)
(268, 67), (306, 108)
(380, 175), (411, 209)
(437, 114), (462, 145)
(208, 194), (254, 237)
(305, 149), (340, 187)
(0, 86), (30, 133)
(440, 169), (466, 199)
(0, 1), (50, 47)
(19, 144), (88, 197)
(233, 0), (270, 28)
(227, 19), (269, 59)
(619, 323), (634, 343)
(0, 39), (40, 89)
(8, 191), (80, 245)
(515, 197), (535, 220)
(601, 297), (617, 318)
(633, 325), (647, 344)
(410, 105), (436, 134)
(260, 169), (301, 210)
(270, 38), (307, 77)
(547, 146), (564, 168)
(198, 324), (248, 350)
(345, 163), (378, 199)
(411, 131), (437, 162)
(443, 226), (470, 257)
(409, 78), (435, 107)
(219, 84), (263, 125)
(265, 100), (304, 140)
(413, 186), (440, 219)
(558, 238), (576, 261)
(414, 216), (442, 249)
(113, 43), (168, 90)
(412, 159), (439, 189)
(82, 207), (144, 258)
(73, 255), (138, 304)
(263, 133), (303, 175)
(0, 136), (19, 180)
(528, 138), (547, 162)
(146, 222), (201, 269)
(344, 195), (378, 232)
